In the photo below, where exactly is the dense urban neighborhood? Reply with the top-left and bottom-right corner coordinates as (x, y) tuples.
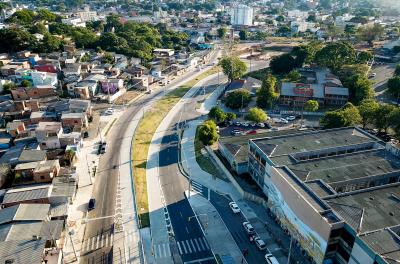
(0, 0), (399, 264)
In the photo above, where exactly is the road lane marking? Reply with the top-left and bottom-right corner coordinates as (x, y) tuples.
(185, 240), (192, 253)
(202, 237), (210, 249)
(177, 241), (183, 254)
(198, 238), (205, 251)
(194, 238), (201, 251)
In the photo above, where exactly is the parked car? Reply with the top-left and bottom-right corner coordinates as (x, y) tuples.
(88, 198), (96, 210)
(264, 123), (272, 129)
(242, 122), (249, 127)
(278, 118), (288, 124)
(104, 108), (114, 115)
(286, 116), (296, 121)
(247, 130), (257, 135)
(369, 72), (376, 78)
(255, 237), (267, 250)
(98, 141), (107, 154)
(243, 221), (255, 234)
(229, 202), (241, 213)
(83, 131), (89, 138)
(231, 130), (242, 136)
(257, 123), (265, 128)
(265, 253), (279, 264)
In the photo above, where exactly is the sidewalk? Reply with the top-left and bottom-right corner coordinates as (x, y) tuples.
(187, 192), (244, 264)
(63, 109), (124, 263)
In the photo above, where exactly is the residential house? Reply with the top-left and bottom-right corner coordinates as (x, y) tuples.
(1, 185), (52, 207)
(18, 149), (47, 164)
(100, 79), (124, 94)
(33, 160), (61, 183)
(30, 111), (57, 124)
(6, 120), (26, 137)
(35, 122), (63, 150)
(61, 112), (88, 130)
(224, 77), (262, 97)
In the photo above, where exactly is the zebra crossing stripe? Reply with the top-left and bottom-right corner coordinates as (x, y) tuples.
(202, 237), (210, 249)
(177, 241), (183, 254)
(198, 237), (205, 251)
(101, 234), (105, 248)
(181, 240), (188, 254)
(190, 240), (197, 253)
(194, 238), (201, 251)
(166, 243), (171, 256)
(96, 234), (100, 249)
(105, 234), (108, 247)
(185, 240), (192, 254)
(110, 233), (113, 246)
(158, 244), (162, 258)
(163, 243), (167, 257)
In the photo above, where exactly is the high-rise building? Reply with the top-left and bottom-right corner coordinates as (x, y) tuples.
(230, 4), (253, 26)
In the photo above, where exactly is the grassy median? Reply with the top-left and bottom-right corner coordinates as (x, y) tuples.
(132, 67), (219, 227)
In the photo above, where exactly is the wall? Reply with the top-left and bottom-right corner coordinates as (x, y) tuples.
(263, 167), (331, 264)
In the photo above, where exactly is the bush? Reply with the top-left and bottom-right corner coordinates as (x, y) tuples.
(225, 89), (252, 109)
(245, 107), (268, 123)
(198, 120), (218, 146)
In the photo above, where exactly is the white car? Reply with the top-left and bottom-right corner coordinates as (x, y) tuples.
(257, 123), (265, 128)
(279, 118), (288, 124)
(265, 253), (279, 264)
(242, 122), (249, 127)
(104, 108), (114, 115)
(229, 202), (241, 213)
(255, 237), (267, 250)
(242, 221), (255, 234)
(286, 116), (296, 121)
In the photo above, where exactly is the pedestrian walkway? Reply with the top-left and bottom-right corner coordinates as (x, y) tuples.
(63, 109), (124, 263)
(187, 193), (245, 264)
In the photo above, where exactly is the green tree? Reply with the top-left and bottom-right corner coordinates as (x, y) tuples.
(29, 23), (48, 35)
(374, 104), (396, 132)
(36, 9), (57, 22)
(338, 64), (369, 79)
(218, 56), (247, 83)
(357, 99), (379, 128)
(315, 41), (356, 72)
(394, 64), (400, 76)
(0, 28), (37, 53)
(393, 46), (400, 55)
(256, 74), (279, 109)
(389, 108), (400, 140)
(36, 33), (63, 53)
(225, 89), (252, 109)
(357, 24), (385, 46)
(208, 106), (227, 122)
(226, 112), (237, 121)
(21, 80), (32, 87)
(290, 41), (323, 67)
(321, 103), (361, 128)
(343, 75), (374, 104)
(105, 14), (122, 31)
(7, 9), (35, 25)
(270, 54), (296, 74)
(239, 30), (248, 40)
(198, 120), (219, 145)
(217, 27), (227, 39)
(245, 107), (268, 123)
(286, 70), (301, 82)
(304, 100), (319, 112)
(276, 25), (291, 36)
(387, 76), (400, 99)
(276, 15), (285, 22)
(2, 82), (16, 93)
(321, 111), (347, 129)
(102, 52), (114, 64)
(357, 51), (373, 63)
(97, 32), (128, 52)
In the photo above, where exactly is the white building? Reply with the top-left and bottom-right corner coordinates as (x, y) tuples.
(31, 71), (58, 87)
(61, 18), (86, 27)
(230, 4), (253, 26)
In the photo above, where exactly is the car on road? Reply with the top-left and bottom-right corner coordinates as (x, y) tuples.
(243, 221), (255, 234)
(88, 198), (96, 211)
(255, 237), (267, 250)
(265, 253), (279, 264)
(229, 202), (241, 213)
(231, 130), (242, 136)
(286, 116), (296, 121)
(98, 141), (107, 154)
(104, 108), (114, 115)
(369, 72), (376, 78)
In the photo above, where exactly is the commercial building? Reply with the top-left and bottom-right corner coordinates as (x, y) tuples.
(230, 4), (253, 26)
(280, 69), (349, 107)
(247, 127), (400, 264)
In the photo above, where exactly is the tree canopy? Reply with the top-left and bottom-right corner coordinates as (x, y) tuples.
(357, 24), (385, 46)
(225, 89), (252, 109)
(343, 74), (374, 105)
(219, 56), (247, 82)
(315, 42), (356, 73)
(245, 107), (268, 123)
(387, 76), (400, 99)
(304, 100), (319, 112)
(270, 54), (296, 74)
(321, 103), (361, 128)
(374, 104), (396, 132)
(198, 120), (219, 146)
(256, 74), (279, 109)
(208, 106), (227, 123)
(357, 99), (379, 128)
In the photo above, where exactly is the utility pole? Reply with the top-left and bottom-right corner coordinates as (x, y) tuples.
(287, 236), (293, 264)
(68, 230), (78, 262)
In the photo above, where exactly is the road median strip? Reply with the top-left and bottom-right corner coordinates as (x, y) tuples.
(131, 67), (219, 228)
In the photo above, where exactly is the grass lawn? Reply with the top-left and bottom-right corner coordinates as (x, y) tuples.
(132, 67), (219, 227)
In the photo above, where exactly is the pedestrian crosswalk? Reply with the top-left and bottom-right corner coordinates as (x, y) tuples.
(153, 242), (172, 259)
(125, 230), (138, 245)
(191, 181), (203, 193)
(176, 237), (210, 255)
(81, 233), (113, 254)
